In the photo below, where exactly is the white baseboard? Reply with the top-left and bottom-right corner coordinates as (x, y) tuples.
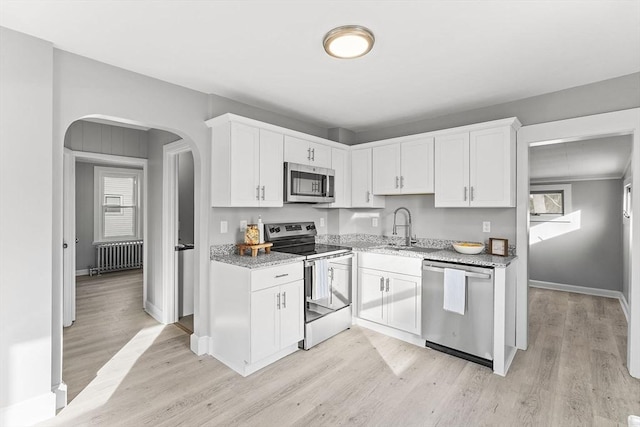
(75, 269), (89, 276)
(620, 294), (630, 323)
(529, 279), (629, 322)
(144, 300), (163, 323)
(0, 391), (56, 427)
(354, 318), (425, 347)
(52, 381), (67, 410)
(190, 334), (209, 356)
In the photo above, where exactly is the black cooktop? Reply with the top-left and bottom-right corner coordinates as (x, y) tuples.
(273, 243), (350, 257)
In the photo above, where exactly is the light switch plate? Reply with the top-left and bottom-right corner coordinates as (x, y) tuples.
(240, 220), (247, 231)
(372, 218), (378, 227)
(220, 220), (228, 234)
(483, 221), (491, 233)
(320, 217), (325, 227)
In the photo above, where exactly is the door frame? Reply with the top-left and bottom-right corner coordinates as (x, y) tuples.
(62, 150), (148, 326)
(162, 139), (192, 324)
(517, 108), (640, 378)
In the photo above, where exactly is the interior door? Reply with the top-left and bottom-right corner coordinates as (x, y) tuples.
(62, 149), (76, 327)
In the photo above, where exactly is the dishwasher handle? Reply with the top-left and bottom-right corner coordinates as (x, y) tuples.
(422, 265), (492, 280)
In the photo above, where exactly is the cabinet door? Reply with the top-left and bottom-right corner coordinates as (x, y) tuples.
(351, 149), (384, 208)
(279, 280), (304, 348)
(310, 142), (332, 168)
(469, 126), (515, 207)
(258, 129), (284, 207)
(230, 122), (261, 206)
(358, 268), (385, 324)
(434, 132), (470, 207)
(329, 147), (350, 208)
(250, 287), (279, 363)
(386, 272), (422, 335)
(372, 144), (401, 195)
(284, 135), (312, 164)
(401, 137), (434, 194)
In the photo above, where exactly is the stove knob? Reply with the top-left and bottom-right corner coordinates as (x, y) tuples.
(275, 227), (281, 232)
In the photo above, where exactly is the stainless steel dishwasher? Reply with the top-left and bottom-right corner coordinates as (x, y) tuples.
(422, 260), (494, 368)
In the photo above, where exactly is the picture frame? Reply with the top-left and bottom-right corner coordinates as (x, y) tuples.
(489, 238), (509, 256)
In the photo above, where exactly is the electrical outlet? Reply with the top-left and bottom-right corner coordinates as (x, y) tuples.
(240, 220), (247, 231)
(483, 221), (491, 233)
(372, 218), (378, 227)
(320, 217), (325, 227)
(220, 221), (228, 234)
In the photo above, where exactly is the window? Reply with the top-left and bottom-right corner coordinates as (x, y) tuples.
(94, 166), (143, 242)
(529, 184), (572, 222)
(623, 183), (632, 219)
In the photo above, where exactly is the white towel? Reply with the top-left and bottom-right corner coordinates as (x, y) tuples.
(313, 259), (330, 300)
(444, 268), (466, 315)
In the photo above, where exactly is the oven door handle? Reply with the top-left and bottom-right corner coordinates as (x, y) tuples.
(304, 252), (354, 267)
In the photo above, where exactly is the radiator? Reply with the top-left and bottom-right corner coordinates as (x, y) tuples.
(95, 240), (143, 274)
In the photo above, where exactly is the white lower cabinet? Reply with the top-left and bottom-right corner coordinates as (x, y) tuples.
(210, 260), (303, 376)
(357, 253), (422, 335)
(250, 280), (303, 363)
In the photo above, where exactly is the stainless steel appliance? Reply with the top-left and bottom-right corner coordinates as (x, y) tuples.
(284, 162), (335, 203)
(422, 260), (494, 368)
(265, 221), (352, 349)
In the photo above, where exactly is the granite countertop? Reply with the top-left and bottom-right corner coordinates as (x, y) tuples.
(210, 234), (516, 269)
(356, 245), (516, 268)
(210, 245), (305, 269)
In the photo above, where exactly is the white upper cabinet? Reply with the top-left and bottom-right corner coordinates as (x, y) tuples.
(210, 121), (284, 207)
(372, 137), (434, 195)
(435, 123), (517, 207)
(284, 135), (331, 168)
(324, 147), (351, 208)
(351, 148), (385, 208)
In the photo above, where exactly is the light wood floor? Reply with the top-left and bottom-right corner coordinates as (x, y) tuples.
(42, 271), (639, 426)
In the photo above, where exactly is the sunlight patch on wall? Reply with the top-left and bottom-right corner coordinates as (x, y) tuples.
(530, 210), (582, 245)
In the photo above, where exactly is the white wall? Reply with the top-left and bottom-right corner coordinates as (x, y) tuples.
(332, 195), (516, 244)
(529, 179), (624, 291)
(65, 120), (149, 158)
(0, 27), (56, 425)
(178, 151), (194, 244)
(75, 163), (94, 271)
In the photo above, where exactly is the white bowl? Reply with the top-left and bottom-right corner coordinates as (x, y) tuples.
(452, 242), (484, 255)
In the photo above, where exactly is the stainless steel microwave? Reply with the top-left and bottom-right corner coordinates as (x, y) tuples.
(284, 162), (335, 203)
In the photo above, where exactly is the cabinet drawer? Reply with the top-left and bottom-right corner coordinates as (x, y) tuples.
(251, 261), (303, 292)
(358, 253), (422, 277)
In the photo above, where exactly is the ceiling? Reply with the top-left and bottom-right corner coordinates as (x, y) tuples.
(529, 135), (633, 183)
(1, 1), (639, 133)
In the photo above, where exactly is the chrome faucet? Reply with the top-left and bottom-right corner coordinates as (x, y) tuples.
(392, 207), (414, 247)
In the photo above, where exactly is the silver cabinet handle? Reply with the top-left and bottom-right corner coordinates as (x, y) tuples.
(282, 291), (286, 308)
(464, 186), (468, 201)
(395, 176), (399, 188)
(307, 147), (311, 161)
(261, 186), (265, 200)
(256, 186), (260, 200)
(385, 277), (390, 292)
(311, 148), (315, 161)
(277, 292), (281, 310)
(400, 176), (404, 188)
(367, 190), (371, 202)
(470, 186), (474, 201)
(275, 273), (289, 278)
(379, 276), (384, 292)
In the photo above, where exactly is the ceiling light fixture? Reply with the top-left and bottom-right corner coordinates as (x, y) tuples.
(323, 25), (375, 59)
